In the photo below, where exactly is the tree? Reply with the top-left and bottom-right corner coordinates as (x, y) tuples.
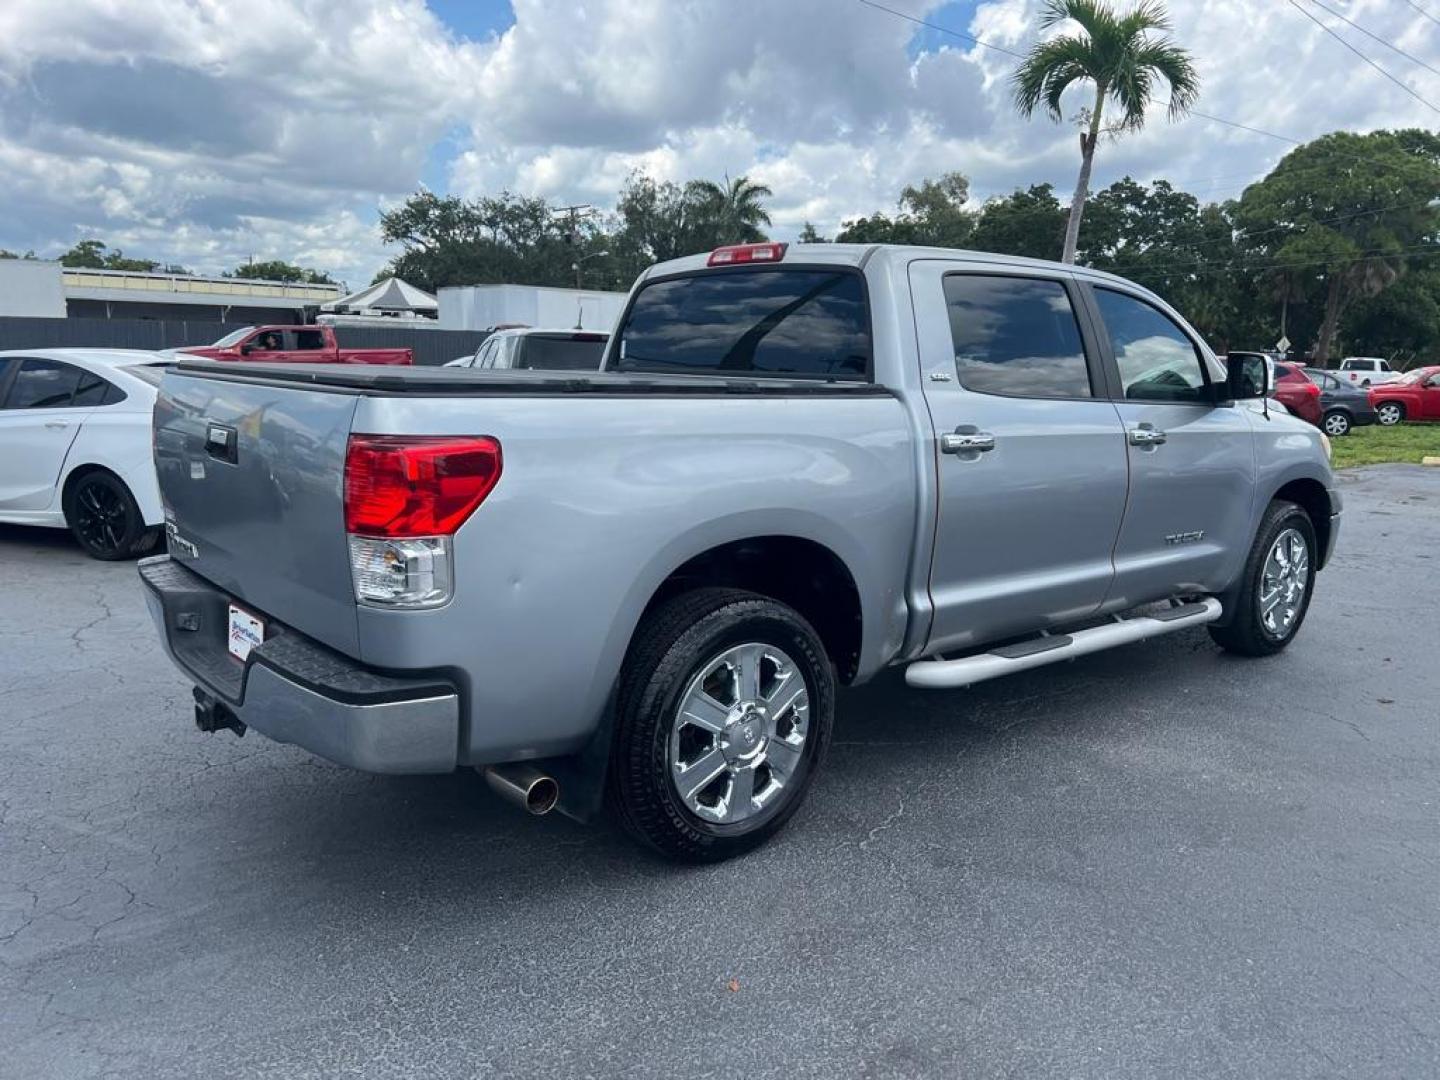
(377, 189), (603, 292)
(968, 184), (1067, 261)
(56, 239), (187, 274)
(227, 260), (334, 284)
(0, 249), (37, 260)
(1013, 0), (1199, 264)
(686, 175), (773, 245)
(836, 171), (973, 247)
(1234, 130), (1440, 362)
(798, 222), (829, 243)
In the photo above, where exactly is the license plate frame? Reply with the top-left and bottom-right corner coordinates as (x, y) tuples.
(227, 604), (265, 662)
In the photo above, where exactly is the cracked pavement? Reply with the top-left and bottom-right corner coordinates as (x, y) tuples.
(1, 465), (1438, 1078)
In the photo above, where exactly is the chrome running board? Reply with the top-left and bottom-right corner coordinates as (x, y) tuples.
(905, 598), (1223, 690)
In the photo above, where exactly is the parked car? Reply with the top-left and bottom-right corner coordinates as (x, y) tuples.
(445, 328), (609, 371)
(0, 349), (169, 559)
(177, 325), (412, 366)
(1369, 365), (1440, 425)
(1268, 359), (1323, 427)
(1336, 357), (1401, 388)
(141, 242), (1338, 862)
(1302, 367), (1378, 436)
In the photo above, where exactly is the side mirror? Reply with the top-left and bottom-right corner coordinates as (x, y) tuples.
(1225, 353), (1272, 400)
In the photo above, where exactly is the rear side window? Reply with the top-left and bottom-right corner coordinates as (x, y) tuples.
(517, 335), (607, 371)
(294, 329), (325, 350)
(616, 269), (870, 379)
(2, 358), (82, 409)
(943, 275), (1092, 399)
(72, 370), (113, 406)
(1096, 289), (1209, 404)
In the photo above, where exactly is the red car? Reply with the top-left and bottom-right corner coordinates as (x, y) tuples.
(1369, 366), (1440, 425)
(1271, 361), (1323, 426)
(178, 325), (412, 366)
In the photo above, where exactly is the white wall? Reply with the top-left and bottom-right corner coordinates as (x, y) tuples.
(0, 260), (67, 318)
(438, 284), (627, 333)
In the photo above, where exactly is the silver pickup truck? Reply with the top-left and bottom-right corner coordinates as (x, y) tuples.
(140, 242), (1339, 862)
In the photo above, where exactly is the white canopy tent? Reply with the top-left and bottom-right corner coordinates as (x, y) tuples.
(325, 276), (438, 315)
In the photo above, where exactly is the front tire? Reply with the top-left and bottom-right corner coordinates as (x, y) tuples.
(1322, 410), (1351, 437)
(1376, 402), (1404, 426)
(608, 588), (835, 863)
(1209, 500), (1317, 658)
(62, 471), (161, 561)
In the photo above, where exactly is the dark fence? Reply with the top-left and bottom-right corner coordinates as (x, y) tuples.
(0, 317), (490, 367)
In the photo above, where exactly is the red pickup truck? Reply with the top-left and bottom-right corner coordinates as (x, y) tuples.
(178, 325), (412, 366)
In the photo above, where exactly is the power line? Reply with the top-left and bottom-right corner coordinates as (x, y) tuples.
(1107, 241), (1440, 278)
(853, 0), (1023, 59)
(1402, 0), (1440, 30)
(1289, 0), (1440, 115)
(1301, 0), (1440, 75)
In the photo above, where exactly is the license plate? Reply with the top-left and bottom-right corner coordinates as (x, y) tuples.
(227, 604), (265, 662)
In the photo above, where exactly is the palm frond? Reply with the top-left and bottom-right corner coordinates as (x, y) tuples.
(1130, 40), (1200, 118)
(1013, 35), (1099, 120)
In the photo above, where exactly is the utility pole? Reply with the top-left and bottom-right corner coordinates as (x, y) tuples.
(550, 203), (598, 288)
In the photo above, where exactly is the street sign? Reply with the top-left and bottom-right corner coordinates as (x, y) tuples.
(1275, 335), (1291, 353)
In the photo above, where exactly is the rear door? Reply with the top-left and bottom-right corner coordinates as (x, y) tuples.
(1421, 371), (1440, 419)
(1083, 284), (1255, 604)
(0, 358), (96, 511)
(909, 260), (1130, 652)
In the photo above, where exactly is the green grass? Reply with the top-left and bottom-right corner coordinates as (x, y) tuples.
(1330, 423), (1440, 468)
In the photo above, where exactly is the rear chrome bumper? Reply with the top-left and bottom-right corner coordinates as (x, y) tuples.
(139, 555), (459, 773)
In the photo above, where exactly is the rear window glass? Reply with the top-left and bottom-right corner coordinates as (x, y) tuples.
(943, 275), (1092, 399)
(615, 269), (870, 379)
(518, 336), (607, 371)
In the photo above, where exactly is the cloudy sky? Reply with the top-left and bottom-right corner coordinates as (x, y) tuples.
(0, 0), (1436, 286)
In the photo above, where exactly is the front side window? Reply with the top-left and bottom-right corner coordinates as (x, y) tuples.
(943, 275), (1092, 398)
(1096, 288), (1209, 404)
(2, 358), (82, 409)
(616, 269), (870, 379)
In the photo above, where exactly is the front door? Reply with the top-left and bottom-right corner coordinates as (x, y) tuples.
(910, 261), (1130, 653)
(0, 357), (95, 512)
(1420, 372), (1440, 420)
(1083, 285), (1256, 606)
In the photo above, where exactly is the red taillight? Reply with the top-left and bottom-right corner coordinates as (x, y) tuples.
(708, 242), (787, 267)
(344, 435), (502, 537)
(1306, 383), (1321, 397)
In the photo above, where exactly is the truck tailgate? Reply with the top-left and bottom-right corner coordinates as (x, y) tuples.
(154, 368), (362, 655)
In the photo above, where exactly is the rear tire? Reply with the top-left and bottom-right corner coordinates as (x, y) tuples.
(1209, 500), (1317, 658)
(608, 588), (835, 863)
(1376, 402), (1404, 426)
(62, 471), (161, 561)
(1322, 410), (1351, 437)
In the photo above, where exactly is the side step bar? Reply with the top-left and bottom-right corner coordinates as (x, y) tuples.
(905, 598), (1223, 690)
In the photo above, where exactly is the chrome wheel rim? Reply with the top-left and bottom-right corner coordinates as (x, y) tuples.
(1259, 527), (1310, 639)
(1378, 404), (1401, 425)
(1323, 413), (1348, 436)
(669, 642), (809, 825)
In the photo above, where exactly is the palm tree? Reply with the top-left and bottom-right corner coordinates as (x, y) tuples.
(687, 175), (774, 245)
(1013, 0), (1199, 264)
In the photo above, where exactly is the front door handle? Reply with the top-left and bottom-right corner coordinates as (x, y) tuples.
(1128, 426), (1167, 447)
(44, 419), (69, 430)
(940, 431), (996, 454)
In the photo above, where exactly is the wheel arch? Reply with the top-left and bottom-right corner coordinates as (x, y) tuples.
(637, 535), (865, 684)
(1271, 477), (1333, 571)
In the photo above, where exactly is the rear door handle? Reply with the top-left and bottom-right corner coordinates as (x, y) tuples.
(44, 419), (69, 430)
(940, 431), (996, 454)
(1128, 426), (1167, 447)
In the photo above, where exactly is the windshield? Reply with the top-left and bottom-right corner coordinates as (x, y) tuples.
(210, 326), (255, 348)
(518, 334), (608, 371)
(1395, 369), (1429, 385)
(615, 269), (871, 379)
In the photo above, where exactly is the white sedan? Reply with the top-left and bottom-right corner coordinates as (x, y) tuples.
(0, 348), (169, 559)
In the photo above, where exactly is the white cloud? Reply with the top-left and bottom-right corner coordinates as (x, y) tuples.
(0, 0), (1436, 282)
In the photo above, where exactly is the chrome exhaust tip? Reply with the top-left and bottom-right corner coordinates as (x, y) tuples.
(482, 764), (559, 816)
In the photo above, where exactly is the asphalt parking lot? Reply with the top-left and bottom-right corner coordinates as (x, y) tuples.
(2, 465), (1438, 1079)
